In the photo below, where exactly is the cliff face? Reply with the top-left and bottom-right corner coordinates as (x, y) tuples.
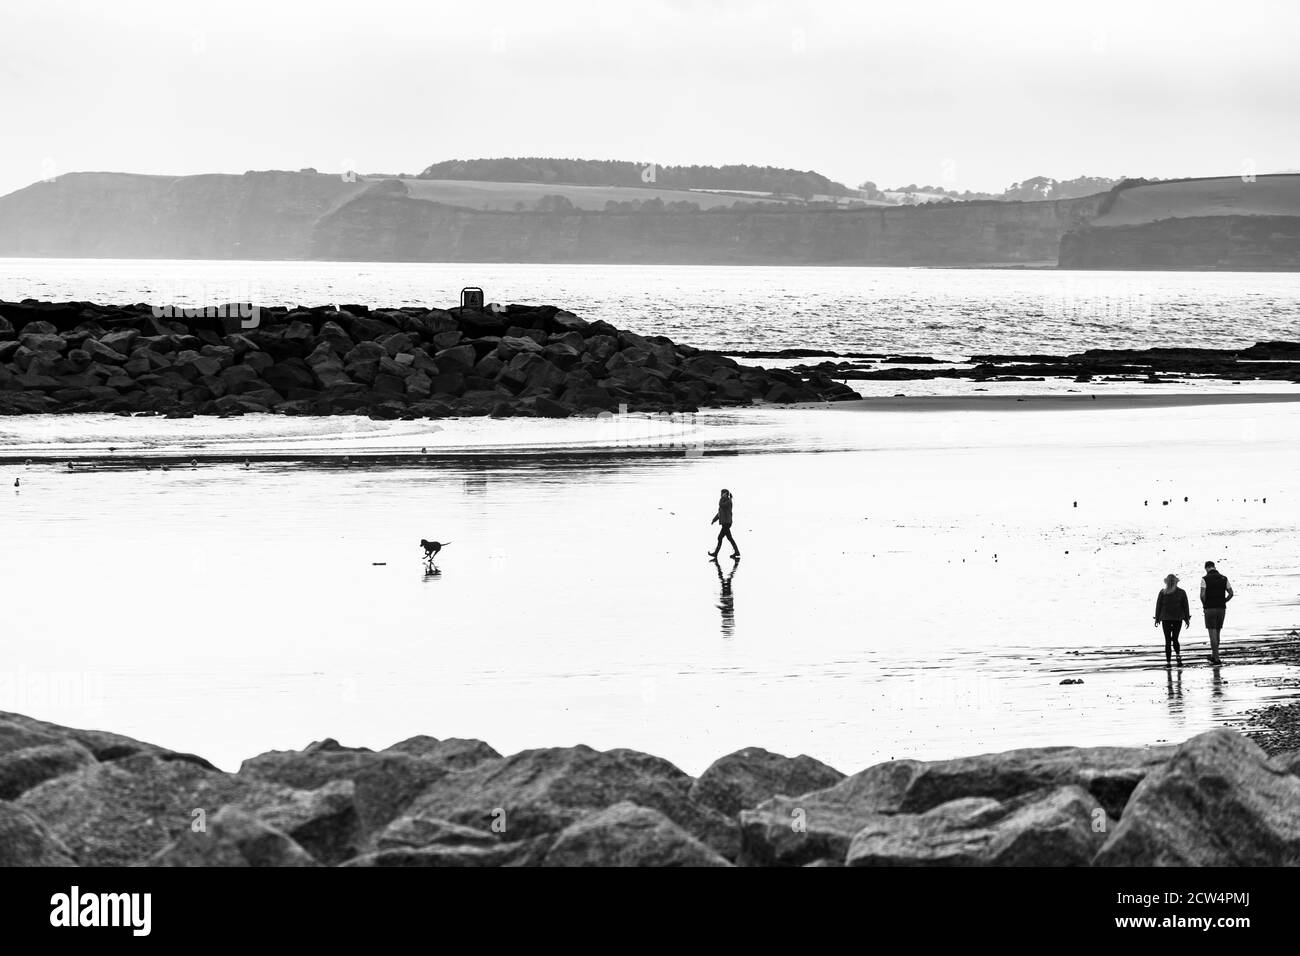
(1058, 175), (1300, 271)
(308, 183), (1103, 265)
(0, 171), (364, 259)
(1059, 215), (1300, 271)
(0, 171), (1102, 266)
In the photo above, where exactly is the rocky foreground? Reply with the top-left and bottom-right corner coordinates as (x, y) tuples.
(0, 300), (859, 419)
(2, 712), (1298, 867)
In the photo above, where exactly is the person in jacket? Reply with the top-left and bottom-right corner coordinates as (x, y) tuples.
(1200, 561), (1234, 665)
(709, 489), (740, 560)
(1153, 573), (1191, 667)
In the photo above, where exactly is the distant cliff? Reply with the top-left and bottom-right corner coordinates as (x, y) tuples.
(0, 171), (364, 259)
(0, 171), (1101, 266)
(1060, 215), (1300, 270)
(307, 180), (1102, 265)
(1058, 175), (1300, 271)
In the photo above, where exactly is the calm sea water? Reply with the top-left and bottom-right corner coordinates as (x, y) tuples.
(2, 258), (1298, 356)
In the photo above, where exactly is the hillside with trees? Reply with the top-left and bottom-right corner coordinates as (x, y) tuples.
(418, 157), (852, 199)
(879, 175), (1123, 205)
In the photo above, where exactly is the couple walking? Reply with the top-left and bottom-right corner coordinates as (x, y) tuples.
(1153, 561), (1234, 667)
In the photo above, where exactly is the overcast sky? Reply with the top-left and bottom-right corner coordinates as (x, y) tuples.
(1, 0), (1297, 198)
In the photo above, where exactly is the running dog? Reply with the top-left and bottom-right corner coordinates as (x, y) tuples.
(420, 539), (451, 562)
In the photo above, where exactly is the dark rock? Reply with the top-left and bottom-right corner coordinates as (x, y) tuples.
(689, 747), (845, 817)
(434, 343), (477, 372)
(0, 800), (78, 866)
(237, 740), (467, 836)
(1094, 729), (1300, 866)
(543, 802), (732, 867)
(401, 745), (739, 859)
(0, 742), (97, 800)
(531, 396), (574, 418)
(148, 806), (321, 867)
(227, 778), (360, 865)
(0, 710), (213, 767)
(739, 742), (1173, 866)
(15, 754), (242, 865)
(846, 786), (1107, 867)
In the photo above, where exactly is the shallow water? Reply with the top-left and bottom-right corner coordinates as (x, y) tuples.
(3, 401), (1297, 773)
(4, 257), (1300, 357)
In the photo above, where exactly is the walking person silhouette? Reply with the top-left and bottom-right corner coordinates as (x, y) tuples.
(1200, 560), (1233, 665)
(1153, 573), (1190, 667)
(709, 489), (740, 560)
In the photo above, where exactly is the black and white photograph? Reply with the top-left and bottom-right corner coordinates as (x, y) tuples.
(0, 0), (1297, 938)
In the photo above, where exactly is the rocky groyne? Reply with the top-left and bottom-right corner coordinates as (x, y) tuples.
(0, 300), (859, 418)
(2, 712), (1297, 866)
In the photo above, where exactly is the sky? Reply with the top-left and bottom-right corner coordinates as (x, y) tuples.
(0, 0), (1297, 199)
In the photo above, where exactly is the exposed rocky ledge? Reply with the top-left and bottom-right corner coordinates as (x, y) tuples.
(0, 300), (859, 418)
(792, 342), (1300, 385)
(2, 711), (1297, 866)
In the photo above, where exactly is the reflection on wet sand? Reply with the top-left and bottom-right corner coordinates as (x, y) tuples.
(714, 557), (739, 636)
(1165, 667), (1183, 718)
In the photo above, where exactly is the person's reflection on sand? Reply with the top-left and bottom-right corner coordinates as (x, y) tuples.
(1165, 667), (1183, 719)
(463, 470), (488, 496)
(713, 556), (739, 637)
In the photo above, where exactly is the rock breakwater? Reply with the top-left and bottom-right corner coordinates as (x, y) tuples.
(0, 300), (860, 418)
(3, 711), (1296, 867)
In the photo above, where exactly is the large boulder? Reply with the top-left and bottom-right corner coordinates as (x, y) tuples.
(1094, 730), (1300, 866)
(226, 778), (360, 865)
(148, 807), (320, 867)
(237, 737), (460, 835)
(401, 745), (739, 859)
(1272, 749), (1300, 776)
(15, 754), (242, 865)
(543, 802), (732, 867)
(0, 710), (212, 766)
(0, 800), (78, 866)
(381, 735), (501, 770)
(740, 742), (1173, 866)
(433, 343), (477, 372)
(846, 786), (1107, 867)
(690, 747), (845, 817)
(0, 741), (96, 800)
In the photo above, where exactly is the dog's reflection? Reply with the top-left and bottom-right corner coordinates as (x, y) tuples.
(713, 556), (739, 636)
(422, 559), (442, 581)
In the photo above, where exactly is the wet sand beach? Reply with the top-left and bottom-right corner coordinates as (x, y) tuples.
(3, 395), (1297, 773)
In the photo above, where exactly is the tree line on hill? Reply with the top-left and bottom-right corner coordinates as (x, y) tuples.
(863, 175), (1123, 204)
(418, 157), (852, 199)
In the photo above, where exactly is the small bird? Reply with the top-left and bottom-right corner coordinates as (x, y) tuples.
(13, 478), (19, 488)
(420, 539), (451, 562)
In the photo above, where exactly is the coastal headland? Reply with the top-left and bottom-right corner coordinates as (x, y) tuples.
(2, 710), (1298, 866)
